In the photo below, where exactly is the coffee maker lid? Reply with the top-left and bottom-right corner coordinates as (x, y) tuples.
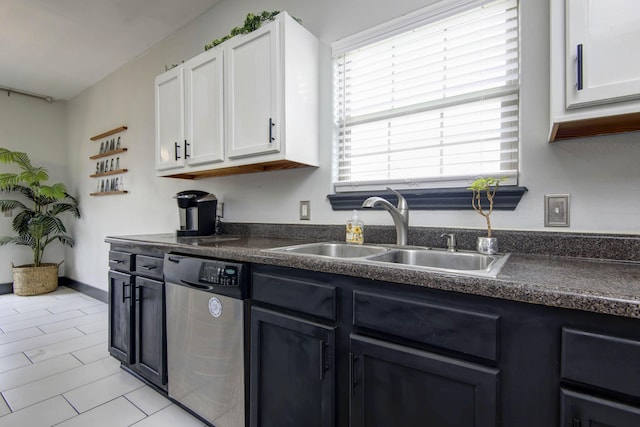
(197, 193), (217, 203)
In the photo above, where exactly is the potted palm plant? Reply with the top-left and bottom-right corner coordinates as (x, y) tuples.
(468, 177), (503, 255)
(0, 148), (80, 295)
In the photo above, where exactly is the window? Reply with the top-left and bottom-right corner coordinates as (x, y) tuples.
(333, 0), (519, 192)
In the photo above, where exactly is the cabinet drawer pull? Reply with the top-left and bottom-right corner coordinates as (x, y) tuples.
(576, 44), (583, 91)
(184, 140), (190, 159)
(268, 118), (275, 143)
(109, 259), (123, 264)
(140, 265), (156, 271)
(174, 141), (181, 160)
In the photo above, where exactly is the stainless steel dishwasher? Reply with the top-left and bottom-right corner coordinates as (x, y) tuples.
(164, 253), (249, 427)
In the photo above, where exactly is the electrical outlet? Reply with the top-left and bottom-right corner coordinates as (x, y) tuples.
(217, 202), (224, 218)
(544, 194), (569, 227)
(300, 201), (311, 220)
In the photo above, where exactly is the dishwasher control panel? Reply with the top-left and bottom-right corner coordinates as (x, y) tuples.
(164, 254), (248, 299)
(199, 263), (239, 286)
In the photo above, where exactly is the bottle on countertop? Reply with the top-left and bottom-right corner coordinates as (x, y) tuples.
(346, 210), (364, 245)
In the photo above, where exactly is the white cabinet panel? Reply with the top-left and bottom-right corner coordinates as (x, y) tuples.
(226, 24), (280, 159)
(155, 68), (184, 171)
(566, 0), (640, 109)
(184, 49), (224, 166)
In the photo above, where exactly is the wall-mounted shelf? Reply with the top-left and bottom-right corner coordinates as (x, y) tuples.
(90, 148), (128, 160)
(90, 126), (128, 141)
(90, 191), (129, 196)
(90, 125), (129, 195)
(90, 169), (128, 178)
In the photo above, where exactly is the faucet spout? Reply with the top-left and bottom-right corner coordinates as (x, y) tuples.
(361, 188), (409, 246)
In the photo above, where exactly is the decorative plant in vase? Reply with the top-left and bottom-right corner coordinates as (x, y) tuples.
(468, 177), (503, 254)
(0, 148), (80, 295)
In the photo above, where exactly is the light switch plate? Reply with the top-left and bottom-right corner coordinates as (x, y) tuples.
(544, 194), (570, 227)
(300, 201), (311, 220)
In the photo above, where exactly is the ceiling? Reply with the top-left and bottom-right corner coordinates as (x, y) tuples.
(0, 0), (221, 101)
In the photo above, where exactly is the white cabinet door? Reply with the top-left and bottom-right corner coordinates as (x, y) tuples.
(226, 22), (280, 159)
(184, 48), (225, 166)
(155, 67), (185, 171)
(566, 0), (640, 109)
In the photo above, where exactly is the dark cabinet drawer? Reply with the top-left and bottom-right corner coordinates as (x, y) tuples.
(561, 389), (640, 426)
(353, 290), (499, 361)
(109, 250), (134, 272)
(252, 272), (337, 321)
(562, 328), (640, 398)
(134, 255), (163, 280)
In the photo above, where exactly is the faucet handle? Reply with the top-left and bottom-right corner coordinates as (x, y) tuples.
(386, 187), (408, 210)
(441, 233), (457, 252)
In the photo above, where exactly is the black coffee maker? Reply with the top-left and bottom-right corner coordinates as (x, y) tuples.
(175, 190), (217, 236)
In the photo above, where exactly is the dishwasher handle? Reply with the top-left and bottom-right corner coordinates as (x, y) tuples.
(179, 279), (215, 291)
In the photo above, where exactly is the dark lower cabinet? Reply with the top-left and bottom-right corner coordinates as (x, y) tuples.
(561, 389), (640, 426)
(108, 247), (166, 391)
(250, 306), (336, 427)
(109, 270), (134, 364)
(350, 334), (499, 427)
(133, 276), (166, 388)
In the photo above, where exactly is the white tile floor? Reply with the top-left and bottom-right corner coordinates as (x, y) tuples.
(0, 286), (207, 426)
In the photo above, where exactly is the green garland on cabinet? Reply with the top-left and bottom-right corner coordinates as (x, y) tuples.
(204, 11), (302, 51)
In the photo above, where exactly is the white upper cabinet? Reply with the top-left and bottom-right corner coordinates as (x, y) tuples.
(155, 47), (224, 174)
(184, 48), (225, 166)
(550, 0), (640, 141)
(155, 12), (319, 178)
(226, 22), (279, 159)
(565, 0), (640, 109)
(155, 67), (184, 171)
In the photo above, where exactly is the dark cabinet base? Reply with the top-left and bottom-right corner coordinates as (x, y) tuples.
(250, 306), (335, 427)
(350, 334), (499, 427)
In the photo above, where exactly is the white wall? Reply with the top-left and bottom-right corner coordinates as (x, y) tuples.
(64, 0), (640, 290)
(0, 94), (68, 283)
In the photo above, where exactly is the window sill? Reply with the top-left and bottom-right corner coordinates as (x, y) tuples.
(327, 186), (527, 211)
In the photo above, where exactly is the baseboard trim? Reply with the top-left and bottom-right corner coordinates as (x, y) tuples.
(59, 277), (108, 303)
(0, 283), (12, 295)
(1, 277), (107, 303)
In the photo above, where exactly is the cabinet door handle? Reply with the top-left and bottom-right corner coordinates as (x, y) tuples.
(319, 340), (327, 380)
(184, 140), (190, 159)
(268, 118), (275, 143)
(349, 352), (359, 396)
(109, 259), (122, 264)
(174, 141), (181, 160)
(576, 44), (583, 91)
(122, 281), (131, 303)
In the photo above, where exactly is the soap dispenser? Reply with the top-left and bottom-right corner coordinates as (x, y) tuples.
(346, 210), (364, 245)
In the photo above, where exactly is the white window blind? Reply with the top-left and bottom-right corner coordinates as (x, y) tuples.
(333, 0), (519, 192)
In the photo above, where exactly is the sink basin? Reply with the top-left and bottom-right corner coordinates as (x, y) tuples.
(366, 249), (509, 276)
(265, 242), (509, 277)
(267, 242), (389, 258)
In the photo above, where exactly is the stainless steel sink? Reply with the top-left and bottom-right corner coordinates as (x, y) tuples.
(366, 248), (509, 276)
(267, 242), (390, 258)
(265, 242), (509, 277)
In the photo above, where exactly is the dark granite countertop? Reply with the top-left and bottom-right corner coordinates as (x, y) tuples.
(106, 233), (640, 319)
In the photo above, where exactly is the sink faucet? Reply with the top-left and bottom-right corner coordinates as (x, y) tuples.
(441, 233), (457, 252)
(361, 188), (409, 246)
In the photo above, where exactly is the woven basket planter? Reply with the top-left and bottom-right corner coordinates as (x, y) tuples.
(12, 263), (60, 296)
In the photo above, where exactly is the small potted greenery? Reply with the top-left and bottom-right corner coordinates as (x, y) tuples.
(468, 177), (503, 254)
(0, 148), (80, 295)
